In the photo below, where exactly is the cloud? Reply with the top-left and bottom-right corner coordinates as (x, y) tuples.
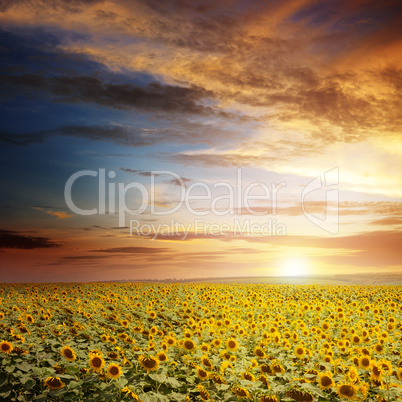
(45, 210), (73, 219)
(0, 73), (229, 116)
(0, 229), (61, 249)
(371, 217), (402, 226)
(120, 168), (191, 186)
(32, 207), (72, 219)
(90, 246), (173, 254)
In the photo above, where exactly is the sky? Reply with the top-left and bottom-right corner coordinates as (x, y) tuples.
(0, 0), (402, 282)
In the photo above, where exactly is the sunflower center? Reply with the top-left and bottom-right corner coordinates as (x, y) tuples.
(184, 340), (194, 350)
(49, 378), (61, 387)
(1, 344), (10, 352)
(340, 385), (355, 397)
(92, 357), (102, 368)
(237, 389), (247, 397)
(321, 376), (332, 387)
(110, 366), (119, 375)
(64, 349), (73, 358)
(372, 366), (381, 376)
(144, 358), (156, 368)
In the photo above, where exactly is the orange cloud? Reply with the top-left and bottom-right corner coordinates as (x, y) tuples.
(45, 210), (73, 219)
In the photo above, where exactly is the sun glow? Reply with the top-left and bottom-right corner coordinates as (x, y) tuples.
(282, 258), (308, 276)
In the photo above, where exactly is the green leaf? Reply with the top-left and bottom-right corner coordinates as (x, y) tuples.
(24, 378), (36, 390)
(166, 377), (181, 388)
(148, 373), (166, 383)
(16, 362), (31, 372)
(0, 372), (8, 386)
(32, 367), (42, 376)
(4, 365), (15, 373)
(0, 390), (11, 399)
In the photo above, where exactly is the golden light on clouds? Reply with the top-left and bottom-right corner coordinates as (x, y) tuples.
(0, 0), (401, 282)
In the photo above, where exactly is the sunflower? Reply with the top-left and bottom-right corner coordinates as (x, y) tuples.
(337, 383), (358, 400)
(54, 365), (66, 374)
(89, 355), (105, 372)
(221, 350), (231, 360)
(117, 333), (128, 340)
(294, 345), (306, 358)
(286, 388), (314, 402)
(220, 361), (233, 372)
(60, 346), (76, 362)
(133, 325), (143, 333)
(138, 355), (159, 372)
(226, 338), (239, 352)
(322, 322), (330, 331)
(166, 336), (176, 347)
(44, 376), (65, 390)
(211, 373), (226, 384)
(254, 346), (266, 358)
(232, 386), (251, 399)
(374, 343), (383, 353)
(211, 338), (222, 348)
(196, 366), (209, 380)
(260, 363), (272, 374)
(13, 346), (28, 355)
(106, 363), (122, 379)
(378, 359), (392, 376)
(122, 387), (142, 401)
(250, 359), (258, 368)
(0, 340), (13, 354)
(201, 355), (213, 368)
(347, 366), (360, 384)
(271, 360), (285, 374)
(108, 351), (119, 360)
(318, 372), (334, 390)
(26, 314), (34, 324)
(183, 339), (196, 351)
(259, 395), (278, 402)
(305, 369), (318, 380)
(242, 371), (256, 381)
(371, 361), (383, 381)
(156, 351), (168, 363)
(197, 384), (211, 401)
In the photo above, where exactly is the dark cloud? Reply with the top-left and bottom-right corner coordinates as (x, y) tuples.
(0, 125), (186, 147)
(61, 255), (111, 260)
(90, 246), (173, 254)
(0, 229), (61, 249)
(0, 74), (223, 116)
(1, 118), (251, 148)
(0, 0), (103, 13)
(120, 168), (191, 186)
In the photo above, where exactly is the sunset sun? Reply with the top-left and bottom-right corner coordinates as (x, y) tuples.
(282, 258), (308, 277)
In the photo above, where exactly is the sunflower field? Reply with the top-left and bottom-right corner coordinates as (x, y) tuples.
(0, 283), (401, 401)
